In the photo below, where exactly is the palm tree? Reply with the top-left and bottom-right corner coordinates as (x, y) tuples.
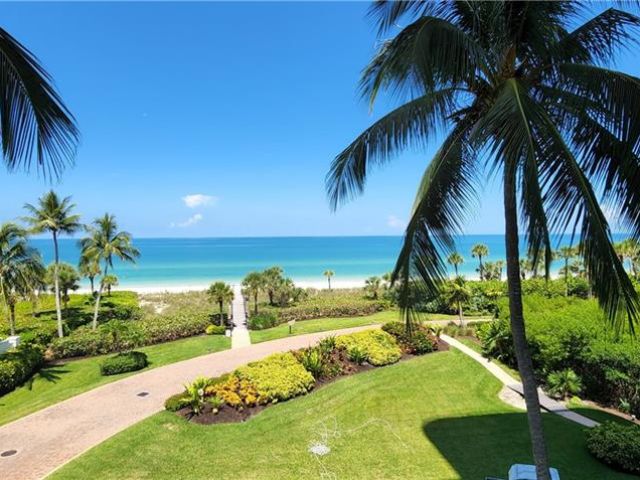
(23, 191), (81, 338)
(444, 276), (471, 327)
(45, 263), (80, 309)
(101, 274), (118, 296)
(207, 281), (234, 325)
(364, 276), (382, 299)
(326, 3), (640, 477)
(0, 28), (78, 176)
(323, 269), (335, 290)
(446, 252), (463, 276)
(0, 223), (45, 335)
(262, 266), (284, 305)
(242, 271), (264, 315)
(78, 252), (101, 295)
(555, 245), (576, 294)
(80, 214), (139, 330)
(519, 258), (530, 280)
(471, 243), (489, 281)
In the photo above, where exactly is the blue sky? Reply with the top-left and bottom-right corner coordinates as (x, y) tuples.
(0, 2), (637, 238)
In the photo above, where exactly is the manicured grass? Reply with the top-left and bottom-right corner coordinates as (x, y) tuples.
(0, 335), (230, 426)
(50, 350), (634, 480)
(457, 336), (522, 380)
(249, 310), (397, 343)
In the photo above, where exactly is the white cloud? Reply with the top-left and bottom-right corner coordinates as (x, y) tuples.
(387, 215), (405, 229)
(170, 213), (203, 228)
(182, 194), (218, 208)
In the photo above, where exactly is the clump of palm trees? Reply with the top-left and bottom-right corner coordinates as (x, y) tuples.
(327, 2), (640, 477)
(241, 267), (306, 314)
(0, 191), (139, 338)
(207, 281), (234, 325)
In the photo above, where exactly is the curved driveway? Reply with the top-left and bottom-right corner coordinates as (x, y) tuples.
(0, 325), (376, 480)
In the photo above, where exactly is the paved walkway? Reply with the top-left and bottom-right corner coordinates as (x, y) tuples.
(441, 334), (598, 428)
(231, 285), (251, 349)
(0, 325), (375, 480)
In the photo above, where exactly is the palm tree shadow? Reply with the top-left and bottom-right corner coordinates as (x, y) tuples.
(422, 413), (628, 480)
(24, 364), (70, 389)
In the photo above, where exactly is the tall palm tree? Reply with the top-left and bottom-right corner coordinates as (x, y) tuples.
(0, 223), (45, 335)
(327, 3), (640, 477)
(80, 214), (139, 329)
(444, 276), (470, 327)
(0, 28), (78, 176)
(23, 191), (81, 338)
(471, 243), (489, 280)
(78, 252), (101, 295)
(364, 275), (382, 299)
(446, 252), (463, 276)
(555, 245), (576, 293)
(207, 281), (234, 325)
(262, 266), (284, 306)
(242, 271), (264, 315)
(323, 269), (335, 290)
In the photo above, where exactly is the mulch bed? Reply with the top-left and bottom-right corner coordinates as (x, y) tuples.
(178, 340), (445, 426)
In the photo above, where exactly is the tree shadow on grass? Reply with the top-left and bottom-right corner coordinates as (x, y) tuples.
(24, 365), (70, 390)
(423, 412), (636, 480)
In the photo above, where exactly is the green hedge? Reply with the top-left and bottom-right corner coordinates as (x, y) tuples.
(50, 312), (213, 359)
(100, 351), (148, 376)
(381, 322), (438, 354)
(586, 422), (640, 474)
(0, 344), (45, 395)
(479, 295), (640, 415)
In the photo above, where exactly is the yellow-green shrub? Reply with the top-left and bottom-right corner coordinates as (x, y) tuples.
(336, 330), (401, 366)
(236, 352), (314, 402)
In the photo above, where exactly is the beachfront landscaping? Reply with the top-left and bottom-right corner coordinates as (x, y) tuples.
(48, 349), (635, 480)
(0, 334), (229, 426)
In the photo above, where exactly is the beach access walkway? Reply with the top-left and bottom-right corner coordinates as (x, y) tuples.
(0, 325), (376, 480)
(231, 285), (251, 349)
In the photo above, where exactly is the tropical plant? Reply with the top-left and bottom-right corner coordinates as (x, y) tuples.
(546, 369), (582, 399)
(0, 27), (78, 176)
(79, 214), (140, 330)
(555, 245), (577, 292)
(44, 263), (80, 309)
(242, 271), (264, 315)
(78, 252), (101, 295)
(446, 252), (463, 276)
(23, 191), (81, 337)
(326, 3), (640, 476)
(207, 281), (234, 325)
(471, 243), (489, 280)
(0, 223), (45, 335)
(364, 275), (382, 299)
(262, 266), (284, 306)
(323, 269), (335, 290)
(443, 276), (471, 326)
(615, 238), (640, 276)
(101, 274), (118, 296)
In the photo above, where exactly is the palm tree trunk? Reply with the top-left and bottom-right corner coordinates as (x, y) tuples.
(504, 169), (551, 480)
(52, 231), (64, 338)
(89, 276), (95, 295)
(92, 263), (107, 330)
(564, 258), (569, 296)
(328, 277), (331, 290)
(253, 292), (258, 315)
(458, 301), (464, 327)
(219, 300), (223, 326)
(479, 256), (484, 281)
(454, 265), (459, 276)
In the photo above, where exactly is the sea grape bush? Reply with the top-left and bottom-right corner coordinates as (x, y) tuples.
(586, 422), (640, 474)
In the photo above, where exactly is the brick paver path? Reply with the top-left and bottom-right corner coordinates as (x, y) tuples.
(0, 325), (376, 480)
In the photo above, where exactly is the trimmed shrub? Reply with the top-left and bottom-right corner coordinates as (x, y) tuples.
(586, 422), (640, 474)
(236, 352), (315, 402)
(0, 344), (44, 394)
(165, 392), (191, 412)
(381, 322), (438, 355)
(335, 330), (401, 366)
(100, 351), (148, 376)
(248, 312), (278, 330)
(205, 324), (225, 335)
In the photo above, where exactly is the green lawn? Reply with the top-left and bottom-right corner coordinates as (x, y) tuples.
(248, 310), (482, 343)
(49, 350), (635, 480)
(0, 335), (230, 426)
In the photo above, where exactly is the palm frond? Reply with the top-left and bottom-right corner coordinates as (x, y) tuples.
(326, 89), (457, 209)
(0, 28), (79, 177)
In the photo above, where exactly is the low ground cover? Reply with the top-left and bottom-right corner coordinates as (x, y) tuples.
(49, 349), (634, 480)
(0, 334), (230, 426)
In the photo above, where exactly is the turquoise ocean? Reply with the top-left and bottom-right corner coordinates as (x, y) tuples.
(28, 234), (599, 289)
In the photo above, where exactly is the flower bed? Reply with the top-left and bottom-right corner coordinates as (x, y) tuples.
(166, 325), (439, 424)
